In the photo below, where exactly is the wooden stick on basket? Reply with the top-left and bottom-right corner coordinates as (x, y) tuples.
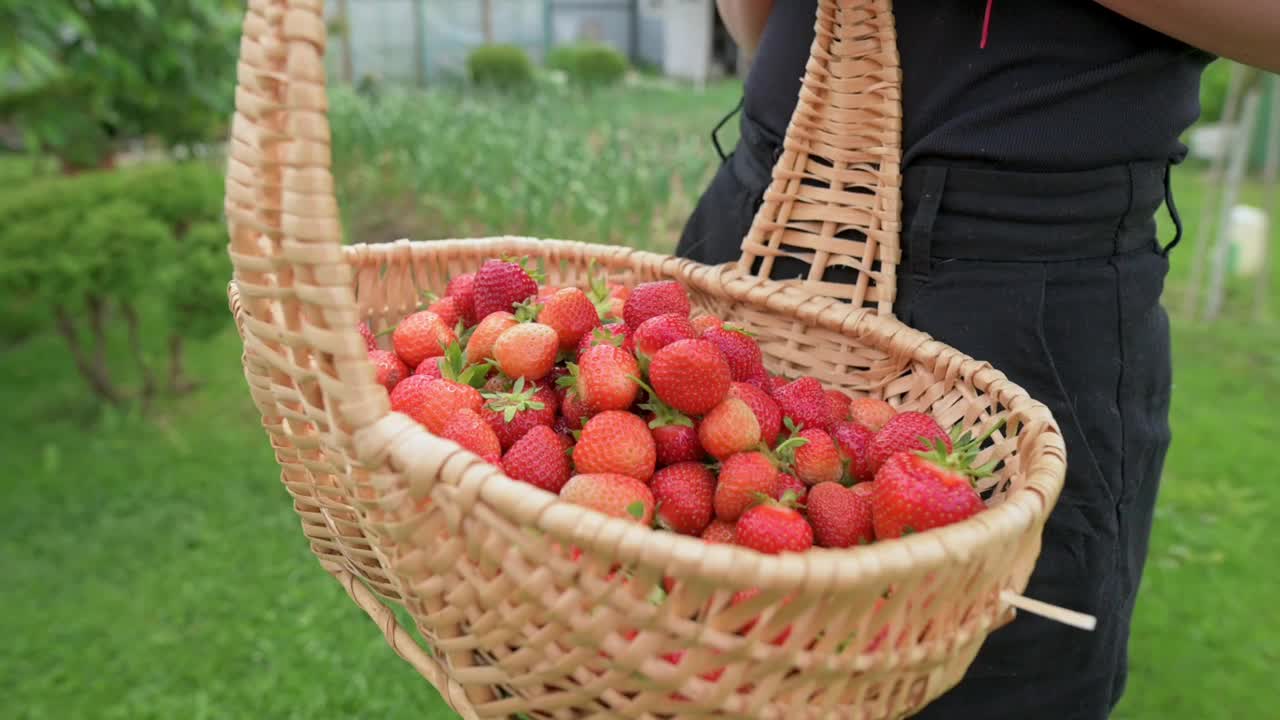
(224, 0), (1081, 717)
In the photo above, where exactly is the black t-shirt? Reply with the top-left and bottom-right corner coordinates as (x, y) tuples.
(743, 1), (1216, 172)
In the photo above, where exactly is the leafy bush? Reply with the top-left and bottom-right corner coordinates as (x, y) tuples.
(545, 42), (629, 89)
(1200, 59), (1233, 124)
(0, 160), (228, 405)
(466, 44), (535, 92)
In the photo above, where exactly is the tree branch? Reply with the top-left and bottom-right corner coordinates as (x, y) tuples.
(54, 304), (123, 404)
(122, 303), (155, 409)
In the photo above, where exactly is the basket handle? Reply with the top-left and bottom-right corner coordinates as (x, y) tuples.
(225, 0), (386, 437)
(735, 0), (903, 315)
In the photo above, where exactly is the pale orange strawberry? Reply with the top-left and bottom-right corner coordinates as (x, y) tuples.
(369, 349), (408, 391)
(574, 344), (640, 412)
(503, 425), (572, 493)
(714, 451), (779, 522)
(560, 473), (655, 525)
(726, 381), (783, 446)
(793, 428), (843, 486)
(440, 407), (502, 463)
(849, 397), (896, 431)
(389, 376), (484, 434)
(806, 481), (874, 548)
(540, 287), (602, 350)
(736, 495), (813, 555)
(690, 313), (722, 336)
(700, 519), (737, 544)
(649, 339), (732, 416)
(651, 462), (716, 535)
(622, 279), (690, 330)
(465, 311), (517, 365)
(696, 397), (761, 460)
(392, 310), (457, 368)
(572, 410), (657, 483)
(492, 322), (558, 380)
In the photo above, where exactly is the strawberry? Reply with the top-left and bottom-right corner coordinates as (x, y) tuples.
(701, 519), (737, 544)
(622, 279), (691, 330)
(560, 390), (593, 430)
(805, 481), (874, 548)
(392, 310), (457, 369)
(702, 324), (765, 381)
(768, 375), (789, 393)
(736, 493), (814, 555)
(696, 397), (761, 461)
(414, 357), (444, 378)
(576, 323), (634, 357)
(536, 284), (562, 303)
(690, 313), (722, 336)
(651, 462), (717, 535)
(726, 381), (783, 447)
(649, 339), (732, 416)
(465, 311), (517, 365)
(473, 259), (539, 320)
(492, 322), (558, 381)
(481, 378), (557, 450)
(369, 349), (408, 391)
(824, 389), (852, 426)
(560, 473), (655, 525)
(742, 369), (775, 397)
(871, 421), (1001, 539)
(772, 376), (832, 431)
(572, 344), (640, 412)
(832, 420), (878, 484)
(849, 397), (896, 431)
(357, 321), (378, 350)
(642, 397), (704, 466)
(776, 472), (808, 504)
(792, 428), (843, 486)
(503, 425), (572, 493)
(440, 407), (502, 464)
(572, 410), (657, 483)
(632, 313), (697, 358)
(867, 411), (951, 476)
(714, 451), (780, 522)
(537, 287), (600, 350)
(445, 272), (478, 325)
(390, 376), (484, 433)
(850, 481), (873, 498)
(427, 295), (463, 329)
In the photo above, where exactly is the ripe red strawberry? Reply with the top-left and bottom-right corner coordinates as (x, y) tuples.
(414, 357), (444, 378)
(622, 280), (691, 330)
(832, 420), (878, 484)
(651, 462), (717, 535)
(465, 311), (517, 365)
(392, 310), (457, 368)
(444, 272), (478, 325)
(702, 324), (765, 381)
(492, 322), (558, 380)
(726, 381), (783, 447)
(390, 376), (484, 433)
(697, 397), (761, 460)
(576, 323), (634, 357)
(560, 391), (593, 430)
(736, 496), (814, 555)
(867, 411), (951, 476)
(773, 376), (832, 431)
(473, 259), (538, 320)
(540, 287), (601, 350)
(850, 481), (873, 498)
(793, 428), (843, 486)
(769, 375), (789, 393)
(632, 313), (697, 358)
(649, 339), (732, 416)
(871, 446), (987, 539)
(651, 423), (704, 466)
(560, 473), (655, 525)
(573, 410), (657, 482)
(440, 407), (502, 464)
(503, 425), (572, 493)
(369, 349), (408, 391)
(701, 519), (737, 544)
(825, 390), (852, 426)
(714, 451), (780, 522)
(806, 481), (874, 548)
(742, 369), (774, 397)
(481, 378), (558, 450)
(849, 397), (896, 431)
(357, 321), (378, 350)
(573, 344), (640, 412)
(776, 472), (808, 504)
(690, 313), (722, 336)
(427, 295), (463, 329)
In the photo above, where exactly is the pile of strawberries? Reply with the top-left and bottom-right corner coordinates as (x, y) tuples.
(362, 257), (999, 557)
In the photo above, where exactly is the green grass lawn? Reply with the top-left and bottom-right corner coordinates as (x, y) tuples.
(2, 81), (1277, 719)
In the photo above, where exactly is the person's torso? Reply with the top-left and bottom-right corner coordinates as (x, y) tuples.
(742, 0), (1216, 171)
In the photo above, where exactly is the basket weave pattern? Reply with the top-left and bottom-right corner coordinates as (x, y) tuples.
(225, 1), (1067, 718)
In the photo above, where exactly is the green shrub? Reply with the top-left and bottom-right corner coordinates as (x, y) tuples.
(466, 44), (535, 92)
(0, 159), (228, 405)
(1200, 59), (1233, 124)
(545, 42), (629, 89)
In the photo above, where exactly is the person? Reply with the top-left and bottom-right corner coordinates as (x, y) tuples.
(677, 2), (1279, 719)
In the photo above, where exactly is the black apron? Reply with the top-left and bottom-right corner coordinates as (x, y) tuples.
(677, 106), (1179, 720)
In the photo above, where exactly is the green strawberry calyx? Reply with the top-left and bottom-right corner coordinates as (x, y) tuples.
(438, 340), (490, 388)
(555, 362), (582, 399)
(913, 417), (1008, 484)
(482, 377), (546, 423)
(764, 417), (809, 474)
(632, 376), (692, 429)
(584, 260), (617, 321)
(501, 254), (548, 284)
(512, 299), (543, 323)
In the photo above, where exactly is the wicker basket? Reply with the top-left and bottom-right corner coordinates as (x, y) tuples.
(224, 0), (1077, 717)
